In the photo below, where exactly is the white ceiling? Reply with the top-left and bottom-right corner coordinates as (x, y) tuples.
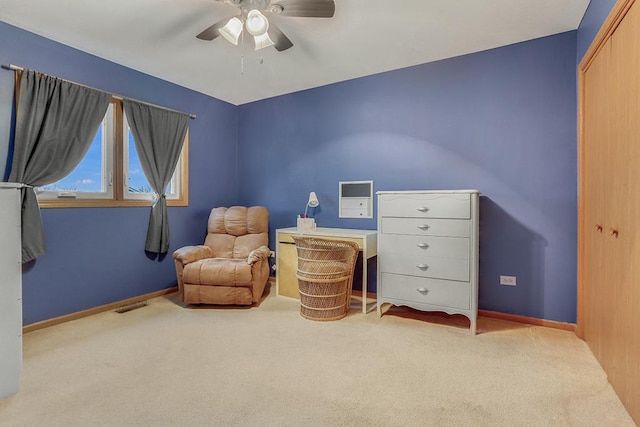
(0, 0), (590, 106)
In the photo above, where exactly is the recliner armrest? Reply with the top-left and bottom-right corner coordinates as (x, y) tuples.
(173, 245), (213, 264)
(247, 246), (270, 265)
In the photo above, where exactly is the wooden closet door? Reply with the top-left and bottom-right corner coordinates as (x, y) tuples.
(582, 38), (613, 367)
(581, 0), (640, 421)
(609, 1), (640, 414)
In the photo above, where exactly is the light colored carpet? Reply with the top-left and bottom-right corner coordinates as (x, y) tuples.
(0, 285), (635, 427)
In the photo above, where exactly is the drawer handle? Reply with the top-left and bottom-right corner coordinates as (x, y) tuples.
(417, 287), (429, 294)
(417, 207), (429, 213)
(417, 224), (430, 230)
(417, 243), (429, 249)
(416, 264), (429, 270)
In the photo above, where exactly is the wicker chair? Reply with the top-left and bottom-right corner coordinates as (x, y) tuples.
(292, 236), (359, 321)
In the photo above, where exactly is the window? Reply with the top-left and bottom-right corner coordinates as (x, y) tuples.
(122, 114), (182, 201)
(37, 99), (188, 208)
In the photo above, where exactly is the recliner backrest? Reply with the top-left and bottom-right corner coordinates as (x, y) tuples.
(204, 206), (268, 258)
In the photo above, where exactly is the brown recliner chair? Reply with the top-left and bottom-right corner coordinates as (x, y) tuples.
(173, 206), (270, 305)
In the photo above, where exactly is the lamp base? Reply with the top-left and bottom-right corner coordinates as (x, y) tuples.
(297, 218), (316, 232)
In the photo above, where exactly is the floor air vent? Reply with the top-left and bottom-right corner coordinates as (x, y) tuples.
(115, 301), (148, 314)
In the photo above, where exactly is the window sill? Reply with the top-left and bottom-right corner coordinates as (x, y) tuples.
(38, 197), (188, 208)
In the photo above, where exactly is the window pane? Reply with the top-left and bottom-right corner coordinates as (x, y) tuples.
(126, 128), (175, 196)
(126, 130), (153, 194)
(40, 124), (105, 192)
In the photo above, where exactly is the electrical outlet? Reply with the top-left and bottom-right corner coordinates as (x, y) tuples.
(500, 275), (517, 286)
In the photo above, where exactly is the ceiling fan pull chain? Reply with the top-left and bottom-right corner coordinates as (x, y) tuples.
(240, 28), (245, 75)
(240, 27), (244, 76)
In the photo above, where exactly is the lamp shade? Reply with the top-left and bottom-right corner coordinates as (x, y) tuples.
(307, 192), (319, 208)
(246, 10), (269, 36)
(253, 32), (275, 50)
(219, 17), (243, 45)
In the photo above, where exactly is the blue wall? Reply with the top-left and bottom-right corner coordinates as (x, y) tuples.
(238, 32), (579, 323)
(2, 1), (619, 325)
(0, 22), (238, 324)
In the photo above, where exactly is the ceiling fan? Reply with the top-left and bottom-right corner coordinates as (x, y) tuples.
(196, 0), (335, 52)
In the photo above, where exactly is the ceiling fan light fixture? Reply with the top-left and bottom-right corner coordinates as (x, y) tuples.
(219, 17), (243, 45)
(245, 9), (269, 36)
(253, 32), (275, 50)
(197, 0), (337, 52)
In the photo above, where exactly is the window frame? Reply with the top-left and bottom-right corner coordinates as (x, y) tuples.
(37, 99), (189, 208)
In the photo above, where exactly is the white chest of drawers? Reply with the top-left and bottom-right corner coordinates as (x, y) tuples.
(376, 190), (479, 334)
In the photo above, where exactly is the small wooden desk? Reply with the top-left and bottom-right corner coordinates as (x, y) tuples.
(276, 227), (378, 314)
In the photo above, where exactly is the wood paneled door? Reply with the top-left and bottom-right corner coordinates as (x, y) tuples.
(578, 0), (640, 423)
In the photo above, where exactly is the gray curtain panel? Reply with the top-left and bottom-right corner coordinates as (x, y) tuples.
(123, 100), (188, 254)
(9, 70), (111, 263)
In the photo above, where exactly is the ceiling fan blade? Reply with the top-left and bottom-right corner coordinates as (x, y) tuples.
(270, 0), (335, 18)
(196, 19), (228, 41)
(268, 23), (294, 52)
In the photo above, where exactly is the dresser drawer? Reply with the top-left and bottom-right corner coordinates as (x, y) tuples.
(379, 193), (470, 219)
(380, 217), (470, 238)
(379, 253), (470, 281)
(379, 273), (470, 310)
(378, 234), (469, 259)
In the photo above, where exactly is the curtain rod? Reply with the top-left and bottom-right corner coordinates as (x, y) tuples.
(1, 64), (196, 120)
